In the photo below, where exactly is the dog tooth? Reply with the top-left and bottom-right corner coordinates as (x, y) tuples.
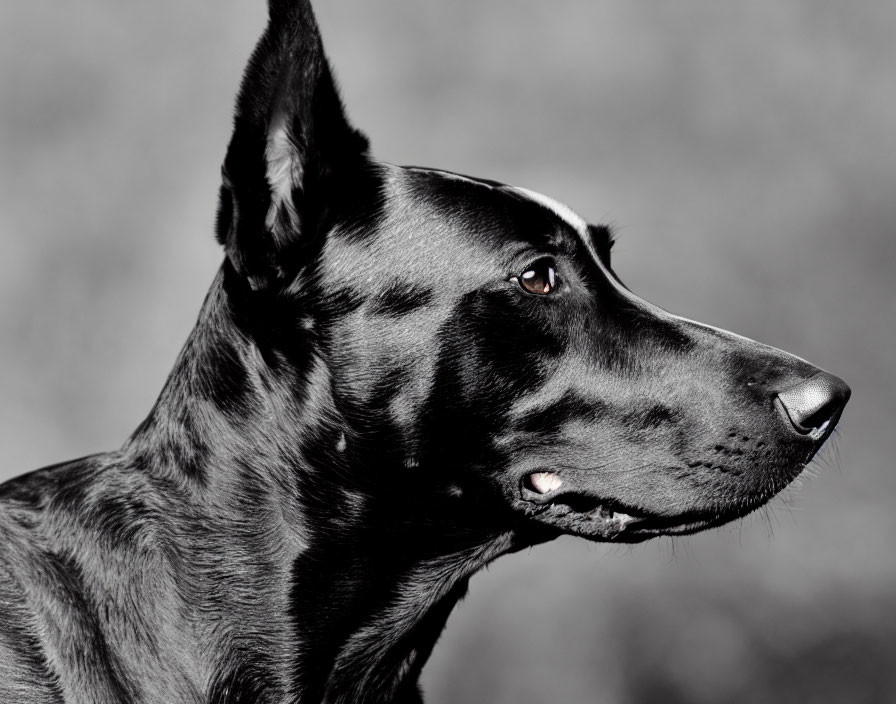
(529, 472), (563, 494)
(586, 506), (637, 528)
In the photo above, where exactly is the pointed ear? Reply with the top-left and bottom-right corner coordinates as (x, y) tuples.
(216, 0), (369, 289)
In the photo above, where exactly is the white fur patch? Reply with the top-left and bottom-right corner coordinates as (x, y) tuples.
(512, 186), (588, 234)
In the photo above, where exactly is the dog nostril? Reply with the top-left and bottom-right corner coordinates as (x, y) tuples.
(776, 372), (851, 437)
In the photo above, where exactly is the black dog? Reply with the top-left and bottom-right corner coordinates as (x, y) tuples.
(0, 1), (850, 702)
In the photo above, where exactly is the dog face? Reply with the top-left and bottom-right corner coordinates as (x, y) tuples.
(286, 164), (848, 544)
(218, 2), (849, 546)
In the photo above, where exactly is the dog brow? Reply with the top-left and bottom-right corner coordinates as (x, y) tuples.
(510, 187), (588, 235)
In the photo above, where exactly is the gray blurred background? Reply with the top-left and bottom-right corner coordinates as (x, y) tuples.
(1, 1), (894, 702)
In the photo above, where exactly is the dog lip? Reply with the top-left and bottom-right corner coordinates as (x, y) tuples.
(622, 503), (764, 537)
(518, 485), (751, 539)
(518, 480), (764, 538)
(518, 484), (647, 525)
(583, 504), (642, 529)
(624, 514), (720, 536)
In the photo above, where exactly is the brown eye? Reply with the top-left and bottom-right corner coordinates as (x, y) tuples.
(517, 259), (557, 295)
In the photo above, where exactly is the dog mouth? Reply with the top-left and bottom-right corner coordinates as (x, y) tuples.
(520, 471), (739, 543)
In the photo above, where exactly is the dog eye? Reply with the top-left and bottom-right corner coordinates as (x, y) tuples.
(515, 259), (557, 295)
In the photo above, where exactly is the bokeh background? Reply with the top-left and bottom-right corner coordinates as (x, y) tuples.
(1, 1), (894, 702)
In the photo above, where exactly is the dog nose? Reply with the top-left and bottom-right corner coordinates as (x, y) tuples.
(777, 372), (851, 436)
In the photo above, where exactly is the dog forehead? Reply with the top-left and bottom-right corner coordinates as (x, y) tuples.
(400, 166), (588, 234)
(392, 165), (589, 250)
(322, 164), (595, 288)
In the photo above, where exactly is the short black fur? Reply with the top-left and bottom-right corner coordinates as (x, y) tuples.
(0, 1), (849, 702)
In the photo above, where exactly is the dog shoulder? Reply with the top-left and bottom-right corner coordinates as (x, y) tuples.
(0, 454), (179, 700)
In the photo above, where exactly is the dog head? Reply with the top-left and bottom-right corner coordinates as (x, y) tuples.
(215, 0), (849, 545)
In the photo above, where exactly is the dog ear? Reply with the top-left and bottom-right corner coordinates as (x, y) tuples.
(216, 0), (369, 289)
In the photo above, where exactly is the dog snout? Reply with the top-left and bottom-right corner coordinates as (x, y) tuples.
(776, 371), (851, 438)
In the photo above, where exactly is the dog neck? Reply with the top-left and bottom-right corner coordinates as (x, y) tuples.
(124, 264), (530, 702)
